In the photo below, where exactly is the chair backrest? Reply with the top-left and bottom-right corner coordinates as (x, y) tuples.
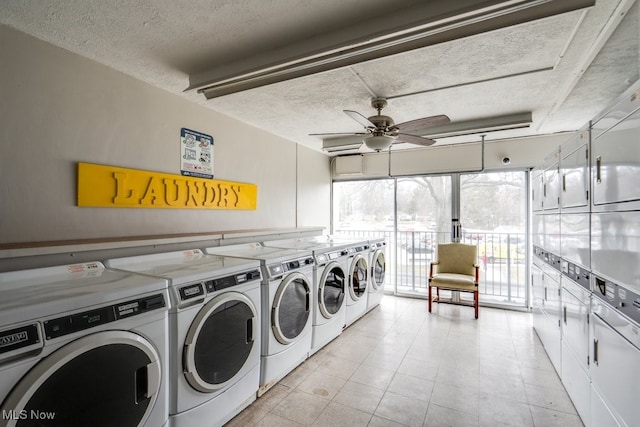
(435, 243), (477, 276)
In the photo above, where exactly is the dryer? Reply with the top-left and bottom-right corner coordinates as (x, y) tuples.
(0, 262), (169, 427)
(366, 237), (387, 313)
(205, 243), (314, 396)
(105, 249), (261, 427)
(262, 236), (352, 355)
(327, 236), (370, 327)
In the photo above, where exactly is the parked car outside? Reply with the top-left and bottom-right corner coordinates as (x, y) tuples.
(479, 239), (524, 263)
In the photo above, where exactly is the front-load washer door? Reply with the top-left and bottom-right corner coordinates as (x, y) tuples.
(371, 250), (386, 290)
(0, 330), (161, 427)
(183, 292), (258, 393)
(318, 262), (346, 319)
(272, 272), (311, 345)
(349, 255), (369, 301)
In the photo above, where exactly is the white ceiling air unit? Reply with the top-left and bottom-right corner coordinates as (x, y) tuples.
(334, 155), (363, 176)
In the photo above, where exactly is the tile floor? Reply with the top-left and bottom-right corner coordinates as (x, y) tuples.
(226, 296), (584, 427)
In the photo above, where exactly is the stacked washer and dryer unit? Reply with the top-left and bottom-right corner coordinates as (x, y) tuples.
(0, 262), (170, 427)
(587, 81), (640, 427)
(262, 236), (353, 355)
(105, 249), (262, 427)
(532, 80), (640, 427)
(204, 243), (315, 396)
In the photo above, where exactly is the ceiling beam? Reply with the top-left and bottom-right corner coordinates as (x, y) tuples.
(189, 0), (595, 99)
(417, 112), (533, 138)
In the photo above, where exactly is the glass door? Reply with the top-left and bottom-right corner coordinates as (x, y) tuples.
(460, 171), (528, 307)
(318, 263), (346, 318)
(184, 293), (258, 392)
(348, 255), (369, 300)
(272, 273), (311, 344)
(371, 249), (385, 290)
(396, 176), (451, 295)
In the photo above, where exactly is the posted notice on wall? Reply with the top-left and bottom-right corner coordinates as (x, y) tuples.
(181, 127), (214, 178)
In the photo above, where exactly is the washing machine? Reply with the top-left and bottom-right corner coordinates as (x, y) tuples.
(327, 236), (370, 327)
(262, 236), (352, 355)
(105, 249), (261, 427)
(0, 261), (169, 427)
(204, 243), (314, 396)
(366, 237), (387, 313)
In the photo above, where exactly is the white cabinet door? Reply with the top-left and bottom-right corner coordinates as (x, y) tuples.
(590, 384), (621, 427)
(591, 310), (640, 427)
(562, 341), (591, 427)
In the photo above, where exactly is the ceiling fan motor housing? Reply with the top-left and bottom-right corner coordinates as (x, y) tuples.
(368, 115), (395, 131)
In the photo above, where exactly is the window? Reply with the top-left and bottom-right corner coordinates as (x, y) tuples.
(396, 176), (451, 294)
(333, 170), (529, 308)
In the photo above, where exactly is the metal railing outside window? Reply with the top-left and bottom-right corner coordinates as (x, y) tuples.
(335, 229), (526, 306)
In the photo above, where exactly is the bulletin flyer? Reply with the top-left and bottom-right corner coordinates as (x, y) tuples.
(180, 128), (214, 178)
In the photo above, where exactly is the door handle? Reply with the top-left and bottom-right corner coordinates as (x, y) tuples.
(596, 156), (602, 183)
(135, 360), (160, 403)
(593, 338), (599, 366)
(246, 318), (254, 344)
(563, 306), (567, 325)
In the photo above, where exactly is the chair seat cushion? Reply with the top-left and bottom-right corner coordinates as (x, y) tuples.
(430, 273), (477, 291)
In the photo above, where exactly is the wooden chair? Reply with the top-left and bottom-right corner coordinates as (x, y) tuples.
(428, 243), (480, 319)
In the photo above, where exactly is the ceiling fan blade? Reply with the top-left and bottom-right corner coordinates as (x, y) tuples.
(396, 114), (451, 132)
(396, 133), (436, 146)
(344, 110), (376, 128)
(309, 132), (367, 137)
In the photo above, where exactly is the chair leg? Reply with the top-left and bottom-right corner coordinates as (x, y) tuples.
(474, 290), (479, 319)
(428, 286), (432, 312)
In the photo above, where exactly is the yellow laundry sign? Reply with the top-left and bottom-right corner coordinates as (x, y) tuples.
(77, 163), (257, 210)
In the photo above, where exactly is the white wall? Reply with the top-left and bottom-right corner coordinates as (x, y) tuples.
(0, 25), (330, 245)
(297, 145), (331, 229)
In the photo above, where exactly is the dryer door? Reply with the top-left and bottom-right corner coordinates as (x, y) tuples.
(183, 292), (258, 393)
(349, 255), (369, 300)
(272, 272), (311, 344)
(371, 250), (386, 290)
(318, 262), (346, 319)
(0, 330), (161, 427)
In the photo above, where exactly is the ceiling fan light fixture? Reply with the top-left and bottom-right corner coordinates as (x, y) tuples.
(364, 135), (395, 151)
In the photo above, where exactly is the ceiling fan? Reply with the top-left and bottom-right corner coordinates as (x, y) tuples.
(312, 97), (451, 151)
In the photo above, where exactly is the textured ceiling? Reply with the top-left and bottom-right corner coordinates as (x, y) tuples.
(1, 0), (638, 155)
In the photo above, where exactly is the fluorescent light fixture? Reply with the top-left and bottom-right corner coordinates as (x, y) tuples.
(322, 141), (363, 153)
(190, 0), (594, 99)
